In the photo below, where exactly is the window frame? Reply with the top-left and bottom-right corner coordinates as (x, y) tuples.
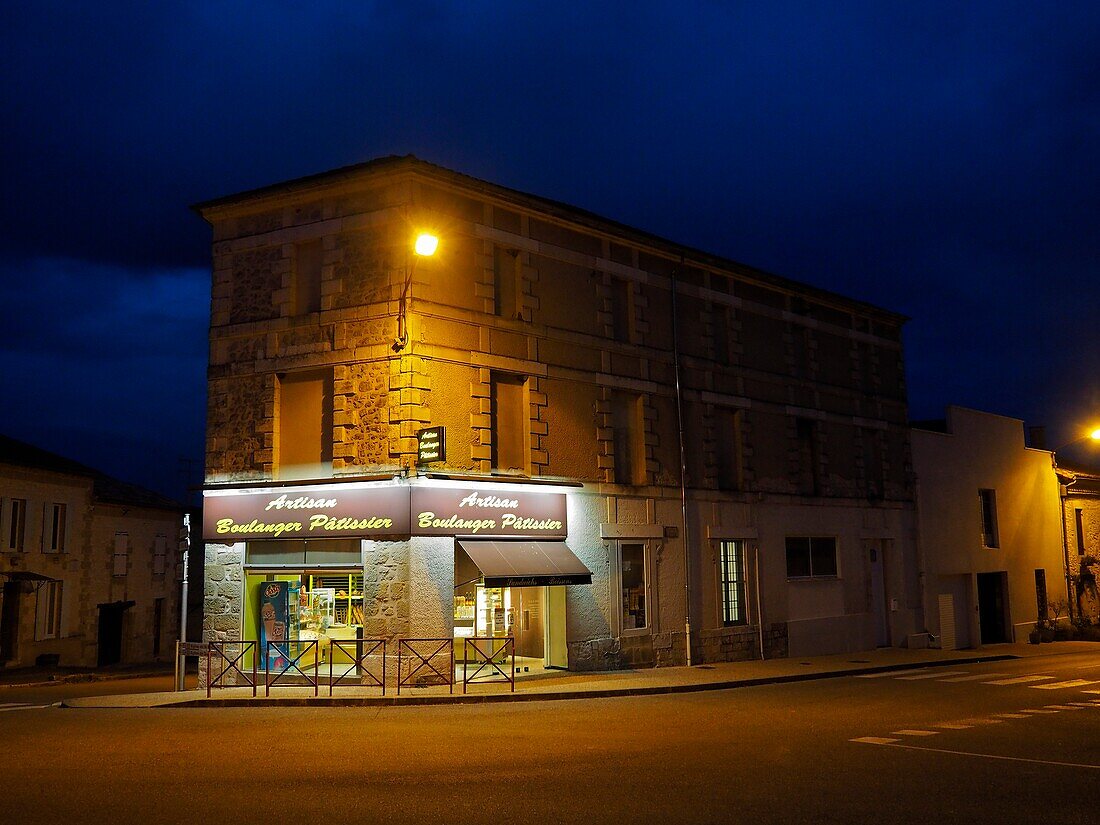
(718, 540), (748, 626)
(112, 532), (129, 577)
(34, 580), (62, 640)
(44, 502), (67, 553)
(785, 536), (839, 580)
(153, 534), (168, 577)
(618, 541), (651, 636)
(978, 489), (999, 548)
(5, 498), (27, 552)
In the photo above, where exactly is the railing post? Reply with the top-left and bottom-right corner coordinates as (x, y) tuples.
(206, 644), (211, 699)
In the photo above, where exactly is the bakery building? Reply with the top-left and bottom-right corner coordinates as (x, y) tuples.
(196, 156), (921, 675)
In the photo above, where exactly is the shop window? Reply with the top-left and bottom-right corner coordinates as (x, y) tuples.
(611, 391), (645, 485)
(112, 532), (129, 577)
(610, 276), (634, 343)
(979, 489), (999, 548)
(293, 239), (323, 315)
(35, 580), (62, 640)
(717, 408), (744, 491)
(1076, 509), (1086, 556)
(493, 247), (521, 319)
(490, 372), (528, 473)
(44, 503), (66, 553)
(719, 541), (747, 625)
(621, 542), (648, 631)
(277, 369), (334, 480)
(153, 534), (167, 576)
(5, 498), (26, 552)
(785, 536), (838, 579)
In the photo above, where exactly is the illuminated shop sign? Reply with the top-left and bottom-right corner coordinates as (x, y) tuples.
(203, 484), (568, 541)
(416, 426), (446, 465)
(411, 488), (567, 538)
(203, 486), (410, 541)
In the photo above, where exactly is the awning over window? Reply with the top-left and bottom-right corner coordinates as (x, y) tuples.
(457, 540), (592, 588)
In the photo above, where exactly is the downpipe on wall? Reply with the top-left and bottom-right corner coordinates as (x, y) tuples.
(671, 258), (692, 666)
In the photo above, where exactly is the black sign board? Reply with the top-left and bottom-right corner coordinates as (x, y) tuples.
(417, 426), (446, 465)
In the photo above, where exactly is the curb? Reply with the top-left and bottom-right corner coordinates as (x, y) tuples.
(1, 670), (174, 690)
(61, 654), (1018, 709)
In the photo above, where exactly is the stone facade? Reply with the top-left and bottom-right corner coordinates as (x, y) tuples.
(196, 156), (922, 671)
(1061, 465), (1100, 622)
(0, 437), (184, 669)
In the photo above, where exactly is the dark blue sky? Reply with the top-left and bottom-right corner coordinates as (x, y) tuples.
(2, 2), (1098, 500)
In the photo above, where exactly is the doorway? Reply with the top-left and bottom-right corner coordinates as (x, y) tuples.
(1, 581), (22, 664)
(977, 572), (1009, 644)
(869, 547), (890, 647)
(97, 602), (132, 666)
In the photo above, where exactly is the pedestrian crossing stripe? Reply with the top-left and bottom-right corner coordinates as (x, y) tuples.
(855, 669), (931, 679)
(994, 713), (1029, 719)
(896, 671), (969, 680)
(892, 729), (939, 736)
(851, 737), (899, 744)
(1029, 679), (1100, 690)
(1044, 704), (1083, 710)
(940, 673), (1010, 682)
(932, 722), (973, 729)
(984, 675), (1055, 685)
(1019, 709), (1059, 714)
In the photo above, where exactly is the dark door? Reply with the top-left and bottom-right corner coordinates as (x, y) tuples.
(977, 572), (1008, 644)
(97, 605), (125, 666)
(1, 581), (21, 663)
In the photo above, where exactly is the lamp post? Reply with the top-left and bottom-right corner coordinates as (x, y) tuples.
(1052, 427), (1100, 623)
(393, 232), (439, 352)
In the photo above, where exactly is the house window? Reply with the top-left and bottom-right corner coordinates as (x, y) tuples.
(716, 408), (744, 491)
(35, 580), (62, 640)
(493, 247), (520, 319)
(785, 536), (838, 579)
(979, 489), (999, 548)
(611, 391), (645, 485)
(292, 239), (323, 315)
(45, 503), (67, 553)
(6, 498), (26, 551)
(796, 418), (820, 496)
(719, 541), (747, 625)
(1076, 509), (1086, 556)
(610, 277), (634, 343)
(490, 372), (528, 472)
(113, 533), (129, 577)
(153, 534), (168, 576)
(621, 543), (648, 631)
(277, 369), (334, 480)
(712, 305), (731, 366)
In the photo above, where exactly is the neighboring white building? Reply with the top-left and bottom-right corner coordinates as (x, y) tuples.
(912, 407), (1064, 647)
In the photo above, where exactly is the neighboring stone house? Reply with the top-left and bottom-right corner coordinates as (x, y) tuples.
(1059, 462), (1100, 622)
(911, 407), (1066, 648)
(194, 155), (921, 676)
(0, 435), (185, 668)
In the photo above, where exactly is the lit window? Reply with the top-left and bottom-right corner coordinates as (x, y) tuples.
(979, 489), (999, 548)
(786, 536), (838, 579)
(720, 541), (747, 625)
(621, 543), (647, 630)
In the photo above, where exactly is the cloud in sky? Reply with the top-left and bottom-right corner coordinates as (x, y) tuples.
(0, 2), (1097, 491)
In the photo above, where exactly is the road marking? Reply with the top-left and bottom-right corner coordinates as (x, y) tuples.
(1083, 690), (1100, 695)
(0, 704), (49, 713)
(850, 736), (899, 744)
(932, 722), (973, 729)
(1018, 709), (1059, 714)
(896, 671), (969, 681)
(1068, 702), (1098, 707)
(892, 729), (939, 736)
(851, 740), (1100, 770)
(994, 713), (1029, 719)
(940, 673), (1009, 682)
(953, 718), (1003, 725)
(1045, 704), (1083, 710)
(855, 669), (931, 679)
(985, 675), (1055, 685)
(1030, 679), (1100, 690)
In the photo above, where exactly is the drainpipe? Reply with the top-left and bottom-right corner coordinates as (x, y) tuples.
(1054, 454), (1076, 623)
(670, 257), (692, 666)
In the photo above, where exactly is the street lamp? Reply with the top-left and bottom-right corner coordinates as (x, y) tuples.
(394, 231), (439, 352)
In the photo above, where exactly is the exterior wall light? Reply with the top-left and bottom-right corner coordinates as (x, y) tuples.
(415, 233), (439, 257)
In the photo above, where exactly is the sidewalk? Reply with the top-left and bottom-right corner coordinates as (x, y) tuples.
(59, 641), (1100, 709)
(0, 661), (176, 689)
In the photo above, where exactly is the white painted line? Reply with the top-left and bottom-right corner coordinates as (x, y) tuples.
(1030, 679), (1100, 690)
(1019, 709), (1059, 714)
(892, 729), (939, 736)
(994, 713), (1029, 719)
(954, 718), (1003, 725)
(1083, 690), (1100, 695)
(1068, 702), (1098, 707)
(850, 736), (900, 744)
(855, 741), (1100, 770)
(932, 723), (973, 730)
(1045, 704), (1083, 710)
(985, 675), (1055, 685)
(0, 704), (47, 713)
(855, 669), (932, 679)
(896, 671), (969, 681)
(940, 673), (1010, 682)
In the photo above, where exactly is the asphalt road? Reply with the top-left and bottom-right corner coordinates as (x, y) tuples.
(3, 652), (1100, 824)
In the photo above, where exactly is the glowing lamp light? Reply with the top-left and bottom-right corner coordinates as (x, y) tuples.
(414, 233), (439, 256)
(1090, 428), (1100, 442)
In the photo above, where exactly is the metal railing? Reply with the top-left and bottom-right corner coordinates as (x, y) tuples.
(397, 638), (454, 695)
(265, 640), (319, 696)
(206, 641), (257, 698)
(462, 636), (515, 693)
(328, 639), (386, 696)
